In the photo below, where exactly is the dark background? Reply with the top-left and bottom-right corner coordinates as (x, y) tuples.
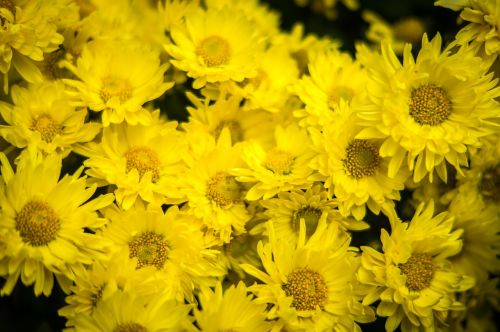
(0, 0), (461, 331)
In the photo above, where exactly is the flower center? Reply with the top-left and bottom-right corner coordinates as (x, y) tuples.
(479, 165), (499, 202)
(128, 232), (169, 270)
(399, 253), (436, 291)
(214, 120), (243, 144)
(292, 206), (322, 237)
(100, 76), (133, 103)
(30, 114), (62, 143)
(15, 200), (61, 246)
(0, 0), (15, 26)
(409, 84), (451, 126)
(264, 149), (294, 175)
(283, 268), (328, 311)
(328, 86), (354, 108)
(113, 322), (148, 332)
(207, 172), (243, 207)
(343, 139), (380, 179)
(124, 146), (161, 182)
(196, 35), (231, 67)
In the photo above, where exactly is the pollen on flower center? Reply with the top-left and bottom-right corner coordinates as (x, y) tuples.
(124, 146), (161, 182)
(343, 139), (380, 179)
(15, 200), (61, 246)
(264, 149), (295, 175)
(214, 120), (243, 143)
(113, 322), (148, 332)
(409, 84), (451, 126)
(30, 114), (62, 143)
(479, 165), (499, 202)
(128, 231), (169, 270)
(399, 253), (436, 291)
(207, 172), (243, 207)
(292, 206), (322, 237)
(328, 86), (354, 107)
(196, 35), (231, 67)
(0, 0), (15, 25)
(282, 268), (328, 311)
(100, 76), (133, 103)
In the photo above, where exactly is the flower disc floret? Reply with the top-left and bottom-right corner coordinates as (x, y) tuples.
(15, 200), (60, 246)
(409, 84), (451, 126)
(283, 268), (328, 311)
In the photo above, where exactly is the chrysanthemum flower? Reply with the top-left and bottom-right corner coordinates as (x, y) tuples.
(165, 5), (265, 89)
(0, 0), (72, 89)
(0, 151), (114, 296)
(241, 219), (375, 331)
(259, 184), (369, 244)
(178, 129), (251, 244)
(294, 0), (359, 20)
(100, 204), (225, 301)
(356, 34), (500, 182)
(71, 290), (193, 332)
(310, 103), (408, 220)
(293, 49), (369, 127)
(358, 201), (475, 332)
(232, 124), (316, 200)
(62, 40), (173, 126)
(194, 281), (271, 332)
(74, 113), (186, 210)
(0, 81), (100, 157)
(436, 0), (500, 62)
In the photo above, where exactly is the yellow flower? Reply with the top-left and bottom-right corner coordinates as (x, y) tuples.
(293, 49), (369, 127)
(259, 183), (369, 245)
(0, 81), (100, 157)
(310, 103), (408, 220)
(74, 113), (186, 210)
(294, 0), (359, 20)
(166, 5), (265, 89)
(358, 201), (475, 332)
(436, 0), (500, 62)
(0, 151), (114, 296)
(62, 40), (173, 126)
(71, 290), (193, 332)
(232, 124), (316, 200)
(159, 0), (200, 32)
(100, 204), (225, 302)
(194, 281), (271, 332)
(241, 219), (375, 331)
(356, 34), (500, 182)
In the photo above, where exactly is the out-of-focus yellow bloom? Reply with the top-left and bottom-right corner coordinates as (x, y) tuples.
(100, 204), (225, 302)
(241, 219), (375, 331)
(0, 81), (100, 157)
(356, 34), (500, 183)
(295, 0), (359, 20)
(166, 6), (265, 89)
(310, 102), (408, 220)
(62, 40), (173, 126)
(74, 113), (185, 210)
(232, 124), (316, 200)
(0, 151), (114, 296)
(194, 281), (271, 332)
(71, 290), (194, 332)
(358, 202), (474, 332)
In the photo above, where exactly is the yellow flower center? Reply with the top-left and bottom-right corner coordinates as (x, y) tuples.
(283, 268), (328, 311)
(113, 322), (148, 332)
(30, 114), (62, 143)
(409, 84), (451, 126)
(343, 139), (380, 179)
(128, 231), (169, 270)
(292, 206), (322, 237)
(206, 172), (243, 207)
(0, 0), (15, 25)
(479, 165), (499, 202)
(15, 200), (61, 246)
(214, 120), (243, 144)
(264, 149), (294, 175)
(393, 17), (426, 44)
(196, 35), (231, 67)
(124, 146), (161, 182)
(100, 76), (133, 103)
(328, 86), (354, 107)
(399, 253), (436, 291)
